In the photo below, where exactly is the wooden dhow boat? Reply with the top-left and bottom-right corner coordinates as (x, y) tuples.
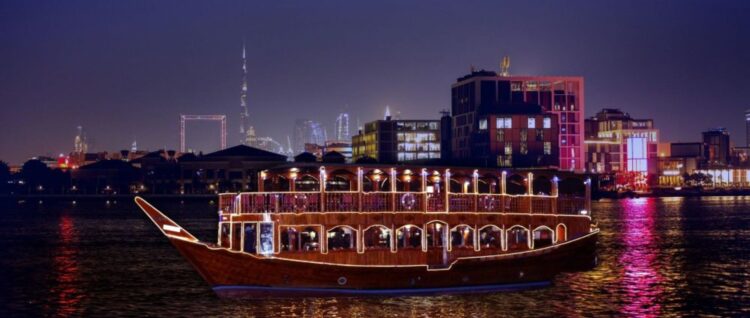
(135, 164), (599, 296)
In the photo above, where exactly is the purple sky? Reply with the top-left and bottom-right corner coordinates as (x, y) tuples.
(1, 0), (749, 164)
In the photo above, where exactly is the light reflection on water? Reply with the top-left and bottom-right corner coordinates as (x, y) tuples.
(0, 197), (749, 316)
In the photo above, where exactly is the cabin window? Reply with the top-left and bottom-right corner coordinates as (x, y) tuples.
(364, 225), (391, 250)
(479, 226), (502, 249)
(231, 223), (242, 251)
(396, 225), (422, 249)
(300, 227), (320, 251)
(259, 222), (274, 254)
(327, 227), (356, 251)
(281, 226), (320, 252)
(281, 228), (299, 251)
(533, 227), (554, 249)
(556, 224), (567, 243)
(450, 225), (474, 248)
(425, 222), (447, 248)
(243, 223), (257, 253)
(220, 223), (230, 247)
(506, 226), (529, 251)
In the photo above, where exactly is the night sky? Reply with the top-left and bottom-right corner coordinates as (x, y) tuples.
(1, 0), (749, 164)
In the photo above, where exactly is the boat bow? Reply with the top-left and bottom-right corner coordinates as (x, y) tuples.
(134, 197), (199, 243)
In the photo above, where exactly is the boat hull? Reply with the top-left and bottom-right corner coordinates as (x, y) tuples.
(167, 230), (597, 296)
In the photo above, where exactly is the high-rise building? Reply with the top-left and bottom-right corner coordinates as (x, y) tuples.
(335, 113), (350, 141)
(450, 68), (584, 171)
(352, 118), (441, 163)
(702, 128), (731, 167)
(584, 109), (658, 190)
(239, 43), (252, 145)
(745, 109), (750, 147)
(293, 119), (325, 154)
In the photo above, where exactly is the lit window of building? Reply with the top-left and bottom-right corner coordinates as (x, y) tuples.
(527, 117), (536, 129)
(479, 119), (488, 130)
(543, 117), (552, 129)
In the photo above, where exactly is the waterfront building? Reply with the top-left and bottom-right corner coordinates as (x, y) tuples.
(656, 142), (703, 187)
(324, 140), (352, 161)
(179, 145), (287, 194)
(451, 69), (584, 171)
(702, 128), (731, 167)
(584, 109), (658, 191)
(352, 117), (441, 163)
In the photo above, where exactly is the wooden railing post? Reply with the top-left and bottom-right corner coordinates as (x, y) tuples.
(472, 170), (479, 211)
(528, 172), (534, 214)
(500, 171), (507, 213)
(585, 178), (592, 214)
(421, 169), (428, 212)
(551, 176), (559, 214)
(319, 166), (326, 212)
(390, 168), (397, 212)
(357, 168), (363, 212)
(444, 169), (451, 213)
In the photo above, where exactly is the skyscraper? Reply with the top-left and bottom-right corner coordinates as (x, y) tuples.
(335, 112), (350, 141)
(239, 42), (251, 145)
(293, 119), (326, 154)
(745, 109), (750, 147)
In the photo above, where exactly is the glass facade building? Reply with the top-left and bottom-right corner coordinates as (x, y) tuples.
(352, 119), (441, 163)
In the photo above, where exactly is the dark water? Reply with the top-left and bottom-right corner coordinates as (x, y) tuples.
(1, 197), (749, 317)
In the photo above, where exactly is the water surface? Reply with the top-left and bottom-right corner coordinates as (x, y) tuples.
(0, 197), (748, 317)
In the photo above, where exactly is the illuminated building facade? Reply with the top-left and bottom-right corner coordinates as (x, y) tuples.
(352, 118), (440, 163)
(584, 109), (658, 190)
(702, 128), (730, 167)
(451, 70), (584, 171)
(471, 105), (559, 168)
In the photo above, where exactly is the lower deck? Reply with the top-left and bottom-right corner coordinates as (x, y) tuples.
(218, 212), (593, 267)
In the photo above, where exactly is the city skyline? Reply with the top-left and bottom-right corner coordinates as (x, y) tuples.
(2, 1), (750, 164)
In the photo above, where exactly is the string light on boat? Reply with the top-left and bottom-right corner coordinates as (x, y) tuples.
(402, 169), (413, 183)
(371, 169), (383, 182)
(289, 168), (299, 180)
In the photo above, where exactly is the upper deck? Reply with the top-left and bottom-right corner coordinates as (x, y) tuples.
(218, 165), (591, 216)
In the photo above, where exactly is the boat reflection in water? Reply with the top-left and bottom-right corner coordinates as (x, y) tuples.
(619, 198), (663, 317)
(49, 214), (83, 316)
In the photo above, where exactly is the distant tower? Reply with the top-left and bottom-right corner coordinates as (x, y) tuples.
(74, 126), (88, 154)
(745, 109), (750, 147)
(240, 42), (252, 145)
(500, 56), (510, 76)
(286, 136), (294, 155)
(384, 105), (391, 120)
(131, 139), (138, 152)
(335, 113), (350, 141)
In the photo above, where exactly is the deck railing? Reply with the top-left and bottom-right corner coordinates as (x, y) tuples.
(220, 191), (589, 215)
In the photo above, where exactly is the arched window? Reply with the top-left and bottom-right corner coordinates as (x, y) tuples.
(479, 225), (502, 249)
(533, 226), (554, 249)
(300, 226), (320, 251)
(506, 226), (529, 251)
(425, 221), (447, 248)
(450, 225), (474, 248)
(282, 226), (320, 251)
(327, 226), (356, 251)
(364, 225), (391, 250)
(396, 225), (422, 249)
(295, 175), (319, 192)
(556, 224), (567, 243)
